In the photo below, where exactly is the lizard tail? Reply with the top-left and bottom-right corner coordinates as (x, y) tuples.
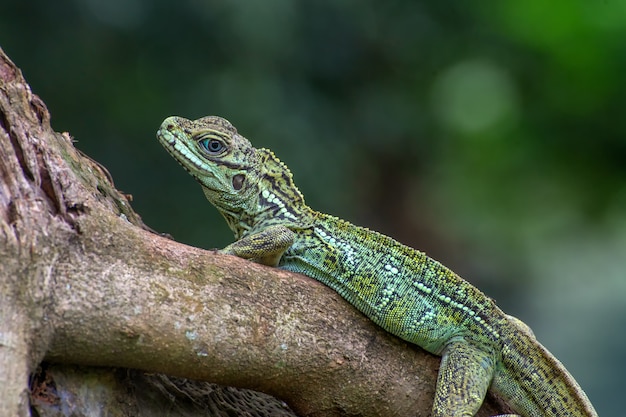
(492, 318), (598, 417)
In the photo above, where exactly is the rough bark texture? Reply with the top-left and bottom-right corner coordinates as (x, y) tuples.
(0, 47), (512, 417)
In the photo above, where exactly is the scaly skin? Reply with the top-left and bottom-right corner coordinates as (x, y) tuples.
(157, 115), (598, 417)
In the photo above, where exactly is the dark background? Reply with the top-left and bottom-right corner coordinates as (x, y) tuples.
(2, 1), (623, 414)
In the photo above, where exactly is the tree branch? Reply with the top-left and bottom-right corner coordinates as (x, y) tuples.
(0, 47), (511, 417)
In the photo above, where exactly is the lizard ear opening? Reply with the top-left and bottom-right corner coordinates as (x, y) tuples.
(232, 174), (245, 190)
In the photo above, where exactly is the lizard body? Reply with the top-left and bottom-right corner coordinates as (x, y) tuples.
(157, 115), (598, 417)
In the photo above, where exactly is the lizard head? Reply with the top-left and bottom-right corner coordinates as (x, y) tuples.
(157, 115), (307, 236)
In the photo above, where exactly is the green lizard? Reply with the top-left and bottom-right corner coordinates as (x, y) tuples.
(156, 115), (598, 417)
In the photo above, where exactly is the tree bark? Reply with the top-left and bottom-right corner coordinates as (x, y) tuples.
(0, 47), (512, 417)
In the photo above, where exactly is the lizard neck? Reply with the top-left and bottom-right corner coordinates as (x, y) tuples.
(214, 148), (315, 239)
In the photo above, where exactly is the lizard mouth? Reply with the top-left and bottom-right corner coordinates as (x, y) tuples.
(157, 125), (177, 146)
(157, 124), (226, 195)
(157, 124), (207, 178)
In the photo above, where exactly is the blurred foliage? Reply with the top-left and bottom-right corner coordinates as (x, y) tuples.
(1, 1), (624, 414)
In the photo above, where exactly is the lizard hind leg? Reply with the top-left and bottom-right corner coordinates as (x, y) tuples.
(432, 340), (499, 417)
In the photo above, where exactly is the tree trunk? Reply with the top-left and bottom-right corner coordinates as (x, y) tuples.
(0, 47), (512, 417)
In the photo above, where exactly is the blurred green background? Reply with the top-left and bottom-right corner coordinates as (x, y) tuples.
(1, 1), (623, 414)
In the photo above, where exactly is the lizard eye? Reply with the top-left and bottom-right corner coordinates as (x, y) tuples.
(199, 138), (225, 154)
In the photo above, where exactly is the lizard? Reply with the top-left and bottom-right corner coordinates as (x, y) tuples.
(156, 115), (599, 417)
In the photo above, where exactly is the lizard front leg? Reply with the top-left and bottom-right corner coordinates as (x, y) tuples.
(433, 340), (518, 417)
(221, 224), (295, 267)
